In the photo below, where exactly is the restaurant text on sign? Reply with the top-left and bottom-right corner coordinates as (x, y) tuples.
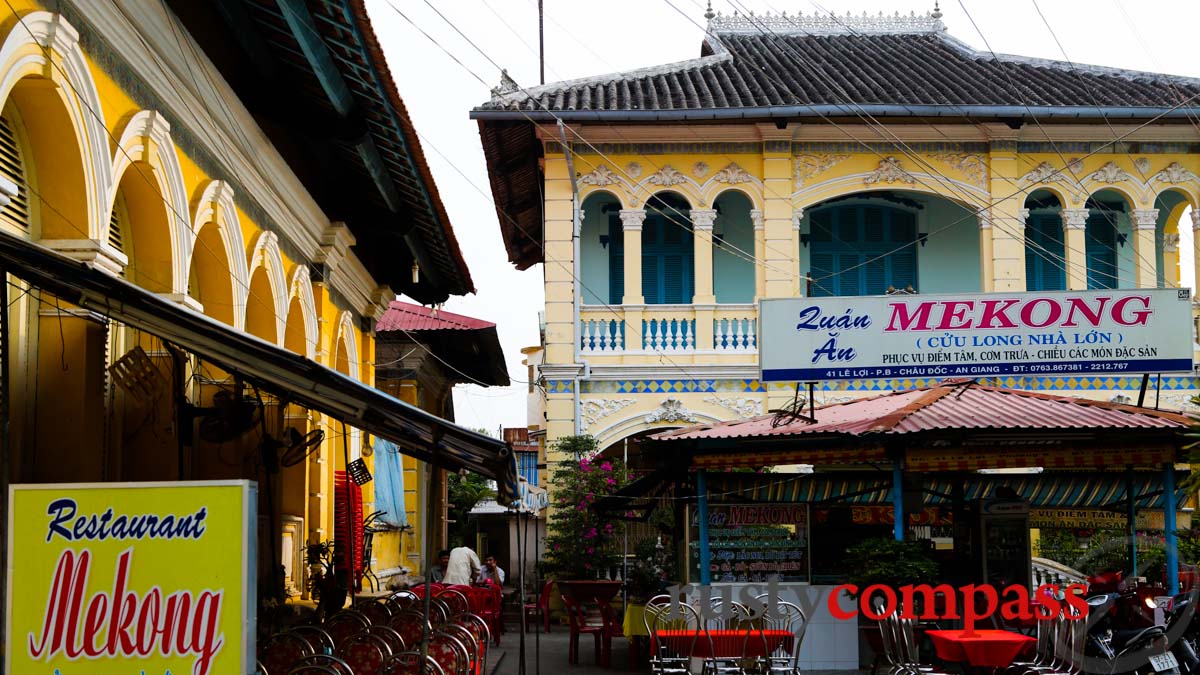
(759, 289), (1194, 382)
(5, 481), (256, 675)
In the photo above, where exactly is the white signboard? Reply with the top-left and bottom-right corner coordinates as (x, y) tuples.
(759, 289), (1195, 382)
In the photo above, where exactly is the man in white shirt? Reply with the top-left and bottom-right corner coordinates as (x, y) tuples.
(478, 553), (505, 586)
(442, 546), (480, 585)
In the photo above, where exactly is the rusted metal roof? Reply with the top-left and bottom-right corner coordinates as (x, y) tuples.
(376, 301), (495, 332)
(652, 382), (1192, 442)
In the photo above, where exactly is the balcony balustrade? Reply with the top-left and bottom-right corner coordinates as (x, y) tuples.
(579, 304), (758, 355)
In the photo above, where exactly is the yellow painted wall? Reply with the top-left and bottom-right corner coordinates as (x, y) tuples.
(0, 3), (395, 600)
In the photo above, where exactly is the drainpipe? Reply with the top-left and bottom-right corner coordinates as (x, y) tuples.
(558, 121), (585, 436)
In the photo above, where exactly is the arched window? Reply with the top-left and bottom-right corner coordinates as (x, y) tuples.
(1085, 196), (1123, 290)
(0, 109), (31, 235)
(808, 203), (917, 297)
(713, 191), (755, 303)
(1024, 192), (1065, 292)
(641, 193), (694, 304)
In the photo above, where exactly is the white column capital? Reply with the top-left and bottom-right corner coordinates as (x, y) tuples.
(1062, 208), (1089, 230)
(978, 212), (992, 230)
(751, 209), (764, 231)
(618, 209), (645, 231)
(690, 208), (717, 230)
(791, 208), (804, 230)
(41, 239), (128, 278)
(1017, 208), (1030, 227)
(1132, 208), (1160, 230)
(1191, 209), (1200, 230)
(573, 208), (585, 236)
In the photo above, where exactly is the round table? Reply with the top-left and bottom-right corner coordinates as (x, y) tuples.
(925, 629), (1035, 669)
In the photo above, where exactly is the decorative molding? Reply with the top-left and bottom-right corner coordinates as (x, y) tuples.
(644, 397), (699, 424)
(1062, 209), (1089, 230)
(690, 208), (718, 230)
(1019, 161), (1072, 185)
(1134, 157), (1151, 174)
(41, 239), (128, 278)
(704, 395), (762, 419)
(1018, 208), (1031, 228)
(929, 153), (987, 189)
(582, 398), (636, 427)
(708, 10), (945, 35)
(619, 209), (646, 231)
(1151, 162), (1200, 185)
(793, 154), (850, 187)
(626, 162), (643, 179)
(977, 212), (992, 230)
(864, 156), (913, 185)
(792, 208), (805, 230)
(712, 162), (753, 184)
(646, 165), (688, 186)
(751, 210), (764, 231)
(1132, 209), (1160, 230)
(1191, 210), (1200, 230)
(692, 162), (709, 178)
(1088, 161), (1130, 183)
(1163, 233), (1180, 253)
(580, 164), (620, 187)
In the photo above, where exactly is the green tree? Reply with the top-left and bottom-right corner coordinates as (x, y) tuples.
(543, 435), (628, 578)
(448, 471), (495, 548)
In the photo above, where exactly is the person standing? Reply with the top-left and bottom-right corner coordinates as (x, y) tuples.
(478, 554), (505, 586)
(442, 546), (481, 585)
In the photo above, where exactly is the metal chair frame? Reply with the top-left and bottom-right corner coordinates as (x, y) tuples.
(646, 595), (700, 675)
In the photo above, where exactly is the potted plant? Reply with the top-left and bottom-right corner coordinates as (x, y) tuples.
(843, 537), (938, 669)
(306, 540), (348, 621)
(543, 436), (627, 605)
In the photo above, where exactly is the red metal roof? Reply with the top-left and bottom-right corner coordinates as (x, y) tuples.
(376, 301), (496, 333)
(652, 382), (1192, 442)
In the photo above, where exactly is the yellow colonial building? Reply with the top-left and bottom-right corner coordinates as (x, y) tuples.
(0, 0), (510, 613)
(475, 10), (1200, 475)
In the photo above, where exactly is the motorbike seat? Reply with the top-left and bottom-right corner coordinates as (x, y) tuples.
(1110, 626), (1165, 653)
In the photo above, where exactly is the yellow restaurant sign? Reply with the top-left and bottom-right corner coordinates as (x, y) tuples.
(5, 481), (256, 675)
(1030, 508), (1192, 531)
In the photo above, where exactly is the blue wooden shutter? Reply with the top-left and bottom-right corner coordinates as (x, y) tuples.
(887, 210), (917, 292)
(608, 214), (624, 304)
(809, 252), (834, 297)
(1085, 212), (1117, 290)
(1025, 213), (1065, 292)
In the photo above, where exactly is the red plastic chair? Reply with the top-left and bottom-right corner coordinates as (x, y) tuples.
(452, 613), (492, 675)
(562, 595), (609, 666)
(290, 654), (353, 675)
(325, 610), (370, 646)
(359, 598), (394, 625)
(474, 585), (503, 646)
(379, 651), (447, 675)
(524, 581), (555, 633)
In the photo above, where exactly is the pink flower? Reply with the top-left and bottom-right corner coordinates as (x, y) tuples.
(605, 477), (616, 487)
(600, 461), (613, 472)
(587, 547), (595, 555)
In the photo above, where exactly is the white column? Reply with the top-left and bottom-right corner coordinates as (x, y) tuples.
(619, 209), (646, 305)
(691, 208), (717, 304)
(1132, 208), (1159, 288)
(793, 208), (806, 295)
(1062, 208), (1089, 290)
(751, 209), (765, 299)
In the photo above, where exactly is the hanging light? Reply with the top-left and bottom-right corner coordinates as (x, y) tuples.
(411, 262), (420, 284)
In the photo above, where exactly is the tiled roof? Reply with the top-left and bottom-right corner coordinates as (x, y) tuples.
(477, 15), (1200, 114)
(652, 382), (1191, 442)
(376, 301), (496, 332)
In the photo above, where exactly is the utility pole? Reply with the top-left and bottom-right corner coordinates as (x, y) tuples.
(538, 0), (545, 85)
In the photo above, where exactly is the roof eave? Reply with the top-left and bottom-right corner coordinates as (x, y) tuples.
(471, 104), (1200, 122)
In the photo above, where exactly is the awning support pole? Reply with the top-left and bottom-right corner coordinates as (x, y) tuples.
(1126, 468), (1138, 576)
(421, 461), (436, 663)
(1165, 462), (1179, 595)
(697, 470), (711, 585)
(892, 460), (904, 542)
(0, 265), (10, 653)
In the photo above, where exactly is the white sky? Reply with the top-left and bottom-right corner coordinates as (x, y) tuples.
(367, 0), (1200, 434)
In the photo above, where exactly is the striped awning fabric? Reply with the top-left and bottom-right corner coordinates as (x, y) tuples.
(704, 472), (1189, 509)
(693, 446), (887, 469)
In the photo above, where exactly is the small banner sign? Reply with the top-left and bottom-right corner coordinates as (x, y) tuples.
(760, 289), (1194, 382)
(1030, 508), (1192, 531)
(5, 480), (257, 675)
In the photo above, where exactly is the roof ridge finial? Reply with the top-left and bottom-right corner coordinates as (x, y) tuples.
(704, 0), (715, 21)
(931, 1), (943, 19)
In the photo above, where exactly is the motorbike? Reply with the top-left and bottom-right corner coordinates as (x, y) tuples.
(1084, 575), (1193, 675)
